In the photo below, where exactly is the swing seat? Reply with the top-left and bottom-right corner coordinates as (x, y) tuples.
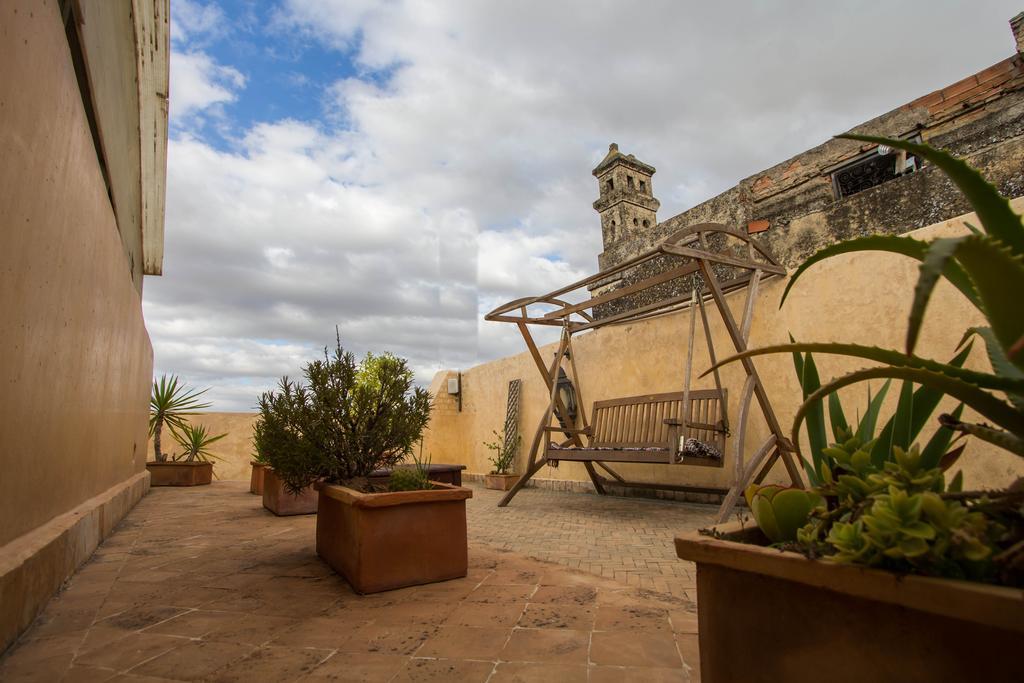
(544, 389), (727, 467)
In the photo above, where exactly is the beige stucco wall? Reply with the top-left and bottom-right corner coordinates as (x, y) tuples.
(0, 1), (153, 546)
(149, 413), (261, 482)
(423, 200), (1024, 494)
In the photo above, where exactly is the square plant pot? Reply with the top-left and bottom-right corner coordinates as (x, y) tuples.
(249, 462), (266, 495)
(146, 461), (213, 486)
(483, 473), (518, 491)
(675, 522), (1024, 682)
(316, 481), (472, 594)
(262, 467), (318, 516)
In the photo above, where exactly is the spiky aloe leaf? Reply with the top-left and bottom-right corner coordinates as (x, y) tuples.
(951, 235), (1024, 371)
(856, 380), (891, 444)
(906, 237), (965, 355)
(799, 352), (828, 482)
(838, 134), (1024, 256)
(791, 367), (1024, 459)
(779, 235), (980, 309)
(959, 327), (1024, 411)
(938, 415), (1024, 458)
(701, 343), (1024, 394)
(921, 403), (964, 469)
(892, 381), (915, 456)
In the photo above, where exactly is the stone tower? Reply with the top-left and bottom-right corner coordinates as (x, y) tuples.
(592, 143), (660, 248)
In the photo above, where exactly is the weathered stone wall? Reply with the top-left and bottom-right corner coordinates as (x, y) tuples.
(594, 53), (1024, 319)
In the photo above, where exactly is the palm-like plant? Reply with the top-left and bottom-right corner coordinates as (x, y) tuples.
(149, 374), (212, 462)
(709, 135), (1024, 465)
(172, 423), (227, 463)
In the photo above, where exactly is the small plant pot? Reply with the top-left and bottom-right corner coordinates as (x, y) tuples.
(262, 467), (318, 516)
(146, 461), (213, 486)
(483, 473), (518, 491)
(675, 522), (1023, 682)
(249, 462), (266, 495)
(316, 481), (472, 594)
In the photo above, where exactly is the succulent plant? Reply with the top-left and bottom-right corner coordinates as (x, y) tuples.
(744, 484), (823, 543)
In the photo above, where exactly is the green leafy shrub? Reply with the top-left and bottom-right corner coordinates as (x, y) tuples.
(254, 335), (432, 494)
(149, 374), (212, 463)
(483, 427), (519, 475)
(171, 423), (227, 464)
(388, 446), (433, 491)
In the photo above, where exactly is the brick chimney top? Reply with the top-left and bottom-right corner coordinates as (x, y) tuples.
(1012, 12), (1024, 53)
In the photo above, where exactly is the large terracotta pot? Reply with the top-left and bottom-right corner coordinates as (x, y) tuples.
(249, 462), (266, 495)
(316, 481), (472, 594)
(262, 467), (318, 516)
(675, 522), (1023, 683)
(484, 473), (518, 491)
(146, 461), (212, 486)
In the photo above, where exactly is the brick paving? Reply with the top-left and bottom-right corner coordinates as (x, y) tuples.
(0, 481), (702, 682)
(467, 484), (715, 601)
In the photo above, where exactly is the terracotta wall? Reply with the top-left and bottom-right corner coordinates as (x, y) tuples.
(0, 1), (153, 546)
(422, 201), (1024, 494)
(148, 413), (261, 482)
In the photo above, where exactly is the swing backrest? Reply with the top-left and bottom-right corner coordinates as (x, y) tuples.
(589, 389), (726, 452)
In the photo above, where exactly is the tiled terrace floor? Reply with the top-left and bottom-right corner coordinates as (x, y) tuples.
(1, 482), (706, 682)
(467, 485), (715, 600)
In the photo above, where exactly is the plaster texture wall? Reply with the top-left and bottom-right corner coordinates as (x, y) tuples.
(0, 1), (154, 549)
(422, 202), (1024, 496)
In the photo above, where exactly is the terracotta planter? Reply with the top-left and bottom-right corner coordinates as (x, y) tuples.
(675, 522), (1024, 682)
(146, 461), (212, 486)
(484, 473), (518, 491)
(262, 467), (318, 516)
(316, 481), (471, 594)
(249, 462), (266, 495)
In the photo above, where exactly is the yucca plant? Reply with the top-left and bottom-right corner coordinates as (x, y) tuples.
(149, 375), (212, 462)
(710, 135), (1024, 462)
(172, 423), (227, 464)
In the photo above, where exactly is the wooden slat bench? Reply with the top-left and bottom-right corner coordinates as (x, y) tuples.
(544, 389), (727, 467)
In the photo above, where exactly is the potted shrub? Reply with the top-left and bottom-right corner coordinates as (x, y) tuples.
(147, 375), (217, 486)
(676, 138), (1024, 681)
(482, 426), (520, 490)
(255, 338), (470, 593)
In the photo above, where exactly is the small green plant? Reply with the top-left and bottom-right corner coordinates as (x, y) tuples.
(254, 333), (432, 494)
(171, 423), (227, 464)
(389, 444), (433, 491)
(483, 427), (519, 475)
(149, 374), (212, 462)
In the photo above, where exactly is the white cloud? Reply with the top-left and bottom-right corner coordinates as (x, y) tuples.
(147, 0), (1023, 409)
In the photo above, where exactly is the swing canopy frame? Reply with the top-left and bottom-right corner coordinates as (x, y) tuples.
(484, 223), (803, 518)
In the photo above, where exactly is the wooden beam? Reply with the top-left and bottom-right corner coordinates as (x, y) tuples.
(663, 244), (787, 275)
(541, 262), (699, 320)
(715, 435), (778, 523)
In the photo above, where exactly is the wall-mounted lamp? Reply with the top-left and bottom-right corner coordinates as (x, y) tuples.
(447, 372), (462, 412)
(555, 367), (577, 430)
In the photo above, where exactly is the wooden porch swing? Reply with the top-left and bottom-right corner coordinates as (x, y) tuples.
(484, 223), (803, 519)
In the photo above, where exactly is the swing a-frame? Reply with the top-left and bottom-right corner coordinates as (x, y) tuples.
(484, 223), (803, 520)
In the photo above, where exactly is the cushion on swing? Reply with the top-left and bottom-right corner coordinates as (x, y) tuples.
(674, 437), (723, 463)
(547, 443), (668, 452)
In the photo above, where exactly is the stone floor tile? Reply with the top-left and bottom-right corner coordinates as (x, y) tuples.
(368, 600), (458, 627)
(126, 637), (254, 680)
(517, 603), (595, 630)
(415, 625), (510, 660)
(75, 632), (183, 672)
(463, 585), (536, 604)
(444, 603), (526, 629)
(300, 652), (408, 681)
(589, 665), (690, 682)
(527, 585), (597, 606)
(340, 624), (436, 656)
(490, 662), (588, 682)
(265, 616), (361, 649)
(594, 604), (672, 632)
(0, 651), (76, 683)
(499, 628), (590, 664)
(205, 645), (331, 682)
(481, 568), (542, 585)
(590, 630), (682, 668)
(674, 632), (701, 670)
(668, 609), (699, 634)
(392, 658), (494, 682)
(59, 664), (119, 682)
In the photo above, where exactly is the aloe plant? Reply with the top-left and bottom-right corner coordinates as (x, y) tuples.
(171, 423), (227, 464)
(149, 375), (212, 462)
(708, 135), (1024, 460)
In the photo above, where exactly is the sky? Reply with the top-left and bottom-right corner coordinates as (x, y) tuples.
(146, 0), (1023, 411)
